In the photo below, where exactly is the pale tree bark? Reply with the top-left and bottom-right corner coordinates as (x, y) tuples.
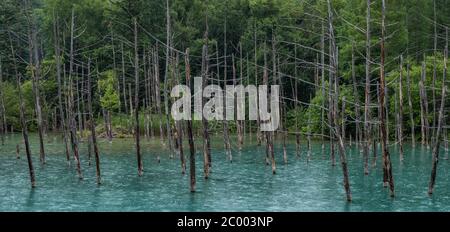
(0, 56), (5, 146)
(25, 0), (46, 164)
(223, 17), (232, 161)
(351, 44), (361, 150)
(237, 43), (244, 148)
(254, 23), (262, 146)
(174, 54), (185, 175)
(133, 18), (143, 176)
(380, 0), (394, 197)
(428, 45), (447, 195)
(399, 56), (404, 161)
(185, 49), (196, 192)
(363, 0), (372, 175)
(201, 22), (211, 179)
(406, 61), (415, 147)
(419, 60), (429, 146)
(163, 0), (174, 155)
(121, 43), (128, 115)
(295, 42), (302, 158)
(431, 0), (437, 144)
(9, 32), (35, 187)
(68, 8), (83, 179)
(328, 0), (351, 201)
(320, 25), (325, 152)
(87, 59), (101, 184)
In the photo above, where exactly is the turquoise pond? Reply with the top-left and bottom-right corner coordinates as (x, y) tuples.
(0, 133), (449, 212)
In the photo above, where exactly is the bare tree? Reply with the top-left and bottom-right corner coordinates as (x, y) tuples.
(428, 28), (448, 195)
(363, 0), (371, 175)
(201, 20), (211, 179)
(9, 32), (35, 188)
(380, 0), (394, 197)
(133, 18), (143, 176)
(185, 48), (196, 192)
(399, 56), (404, 161)
(87, 59), (101, 184)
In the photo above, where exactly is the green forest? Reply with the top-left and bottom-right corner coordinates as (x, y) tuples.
(0, 0), (449, 204)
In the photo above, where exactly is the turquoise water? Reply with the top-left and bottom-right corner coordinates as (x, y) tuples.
(0, 133), (449, 212)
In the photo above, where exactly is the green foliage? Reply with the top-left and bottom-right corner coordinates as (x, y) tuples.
(98, 70), (120, 112)
(0, 0), (449, 137)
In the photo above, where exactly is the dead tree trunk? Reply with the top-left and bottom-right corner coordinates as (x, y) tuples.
(16, 144), (20, 159)
(87, 59), (101, 184)
(53, 14), (71, 163)
(185, 49), (196, 192)
(10, 33), (35, 187)
(295, 43), (302, 158)
(341, 97), (346, 143)
(68, 8), (83, 179)
(266, 41), (276, 174)
(174, 54), (186, 175)
(399, 56), (404, 161)
(363, 0), (372, 175)
(25, 2), (46, 164)
(380, 0), (394, 197)
(254, 23), (262, 146)
(121, 43), (128, 115)
(406, 61), (415, 147)
(237, 44), (244, 148)
(153, 46), (164, 145)
(201, 24), (211, 179)
(223, 19), (232, 161)
(134, 18), (143, 176)
(431, 0), (438, 144)
(163, 0), (174, 155)
(328, 29), (335, 167)
(428, 46), (447, 195)
(327, 0), (351, 201)
(351, 44), (361, 149)
(0, 56), (5, 146)
(320, 25), (325, 152)
(419, 60), (429, 146)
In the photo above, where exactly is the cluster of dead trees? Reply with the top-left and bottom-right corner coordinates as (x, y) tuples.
(0, 0), (448, 202)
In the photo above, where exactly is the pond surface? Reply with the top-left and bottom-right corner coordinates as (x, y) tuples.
(0, 133), (449, 212)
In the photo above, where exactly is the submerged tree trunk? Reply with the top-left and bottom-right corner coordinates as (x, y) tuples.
(26, 1), (46, 164)
(201, 24), (211, 179)
(419, 60), (429, 147)
(399, 56), (404, 161)
(327, 0), (351, 201)
(254, 24), (262, 147)
(265, 41), (276, 174)
(431, 0), (438, 144)
(133, 18), (143, 176)
(0, 56), (5, 146)
(380, 0), (394, 197)
(10, 33), (35, 187)
(87, 59), (101, 184)
(428, 30), (448, 195)
(223, 19), (232, 161)
(163, 0), (174, 155)
(185, 49), (196, 192)
(296, 42), (302, 158)
(363, 0), (372, 175)
(53, 14), (71, 164)
(68, 8), (83, 179)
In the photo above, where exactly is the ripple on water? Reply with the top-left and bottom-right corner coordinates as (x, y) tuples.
(0, 134), (449, 211)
